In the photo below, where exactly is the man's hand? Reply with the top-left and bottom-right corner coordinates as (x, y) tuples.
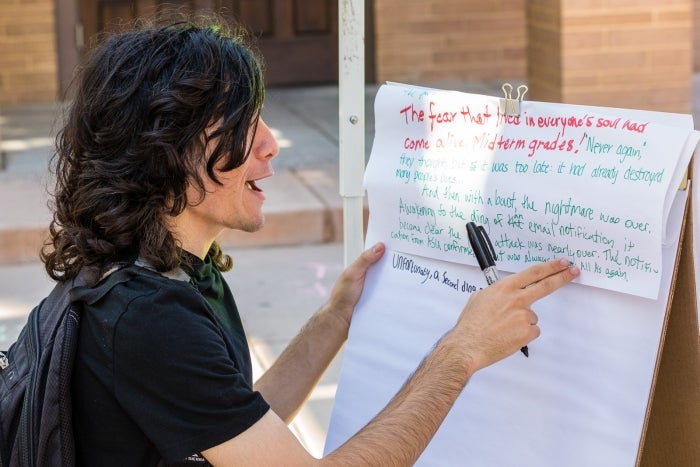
(449, 258), (580, 373)
(325, 242), (385, 329)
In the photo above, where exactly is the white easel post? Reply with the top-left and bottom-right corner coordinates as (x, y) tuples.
(339, 0), (366, 266)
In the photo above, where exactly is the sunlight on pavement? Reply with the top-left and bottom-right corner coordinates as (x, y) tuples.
(249, 336), (334, 458)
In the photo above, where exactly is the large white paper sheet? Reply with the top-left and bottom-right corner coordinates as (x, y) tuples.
(326, 83), (697, 466)
(365, 84), (697, 298)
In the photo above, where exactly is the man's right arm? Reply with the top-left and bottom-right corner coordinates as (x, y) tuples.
(203, 258), (579, 466)
(205, 328), (471, 466)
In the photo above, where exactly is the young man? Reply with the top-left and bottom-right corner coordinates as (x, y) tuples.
(45, 16), (579, 466)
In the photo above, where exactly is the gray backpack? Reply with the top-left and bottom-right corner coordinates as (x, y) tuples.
(0, 266), (131, 467)
(0, 275), (80, 467)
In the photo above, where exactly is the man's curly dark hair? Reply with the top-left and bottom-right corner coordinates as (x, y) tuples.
(42, 15), (265, 281)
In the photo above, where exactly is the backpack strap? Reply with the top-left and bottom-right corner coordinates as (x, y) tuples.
(5, 275), (79, 467)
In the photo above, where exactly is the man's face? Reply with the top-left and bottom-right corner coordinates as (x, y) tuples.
(182, 118), (280, 240)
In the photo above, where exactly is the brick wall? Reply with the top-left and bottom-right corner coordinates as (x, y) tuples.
(373, 0), (527, 84)
(528, 0), (692, 113)
(0, 0), (58, 105)
(0, 1), (698, 106)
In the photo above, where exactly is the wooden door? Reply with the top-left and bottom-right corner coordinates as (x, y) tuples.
(78, 0), (137, 48)
(223, 0), (338, 86)
(77, 0), (343, 86)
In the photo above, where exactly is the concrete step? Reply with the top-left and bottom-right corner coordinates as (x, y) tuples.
(0, 165), (366, 264)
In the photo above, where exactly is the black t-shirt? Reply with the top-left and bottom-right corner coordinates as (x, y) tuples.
(71, 254), (270, 466)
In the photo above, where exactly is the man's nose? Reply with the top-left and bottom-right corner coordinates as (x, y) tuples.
(254, 119), (280, 161)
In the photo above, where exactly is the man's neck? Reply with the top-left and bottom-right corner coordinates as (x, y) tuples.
(168, 211), (219, 260)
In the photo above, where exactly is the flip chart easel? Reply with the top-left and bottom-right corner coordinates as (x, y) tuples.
(640, 195), (700, 465)
(326, 83), (700, 466)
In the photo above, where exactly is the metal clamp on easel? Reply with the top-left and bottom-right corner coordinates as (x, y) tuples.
(500, 83), (528, 116)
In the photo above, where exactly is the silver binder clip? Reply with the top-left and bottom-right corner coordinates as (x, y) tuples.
(500, 83), (528, 116)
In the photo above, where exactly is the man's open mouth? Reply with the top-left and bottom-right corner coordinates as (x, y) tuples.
(245, 180), (262, 192)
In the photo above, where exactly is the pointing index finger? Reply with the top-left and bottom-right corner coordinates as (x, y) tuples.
(510, 258), (580, 302)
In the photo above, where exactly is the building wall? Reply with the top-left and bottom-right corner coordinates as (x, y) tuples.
(529, 0), (692, 113)
(372, 0), (527, 84)
(0, 0), (58, 105)
(1, 1), (699, 105)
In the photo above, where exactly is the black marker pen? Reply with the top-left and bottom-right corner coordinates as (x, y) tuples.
(466, 222), (499, 285)
(466, 222), (529, 357)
